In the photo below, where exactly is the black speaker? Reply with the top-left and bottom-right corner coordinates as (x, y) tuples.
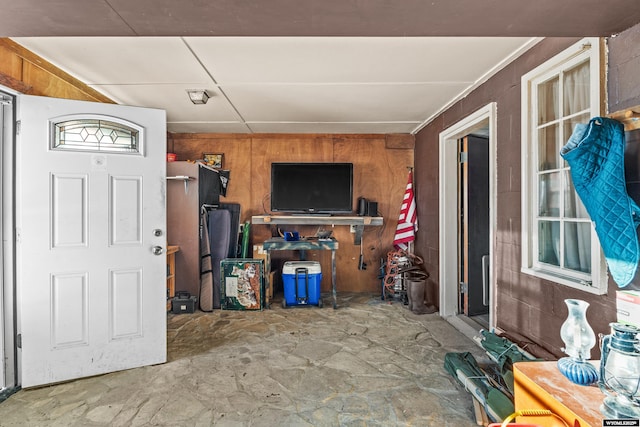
(365, 201), (378, 216)
(357, 197), (367, 216)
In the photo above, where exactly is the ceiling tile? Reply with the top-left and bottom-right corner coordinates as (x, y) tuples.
(185, 37), (534, 83)
(247, 122), (420, 134)
(221, 83), (470, 122)
(13, 37), (212, 84)
(167, 122), (250, 134)
(7, 35), (540, 134)
(91, 84), (241, 122)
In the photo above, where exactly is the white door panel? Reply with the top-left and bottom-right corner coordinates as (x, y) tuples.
(1, 92), (15, 391)
(16, 95), (166, 387)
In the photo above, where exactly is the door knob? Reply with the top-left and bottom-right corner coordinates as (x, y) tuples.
(152, 246), (164, 255)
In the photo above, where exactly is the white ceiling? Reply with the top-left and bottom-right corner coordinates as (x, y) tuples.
(13, 36), (538, 134)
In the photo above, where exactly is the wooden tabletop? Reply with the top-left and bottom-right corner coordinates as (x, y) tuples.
(513, 361), (604, 427)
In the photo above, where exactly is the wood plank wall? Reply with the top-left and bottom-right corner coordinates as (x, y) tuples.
(169, 133), (415, 294)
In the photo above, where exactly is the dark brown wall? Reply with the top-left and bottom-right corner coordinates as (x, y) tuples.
(610, 26), (640, 249)
(415, 27), (640, 358)
(608, 24), (640, 113)
(169, 133), (414, 294)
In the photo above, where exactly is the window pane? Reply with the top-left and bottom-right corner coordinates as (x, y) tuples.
(563, 113), (591, 142)
(52, 119), (139, 153)
(538, 220), (560, 266)
(563, 61), (590, 116)
(564, 222), (591, 273)
(563, 171), (589, 218)
(538, 171), (560, 217)
(562, 113), (591, 167)
(538, 124), (559, 170)
(538, 76), (559, 125)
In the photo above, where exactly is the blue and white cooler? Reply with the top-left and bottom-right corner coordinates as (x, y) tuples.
(282, 261), (323, 308)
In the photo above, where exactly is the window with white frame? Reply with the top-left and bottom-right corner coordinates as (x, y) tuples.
(521, 37), (607, 294)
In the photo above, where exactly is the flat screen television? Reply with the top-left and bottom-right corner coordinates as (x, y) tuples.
(270, 162), (354, 214)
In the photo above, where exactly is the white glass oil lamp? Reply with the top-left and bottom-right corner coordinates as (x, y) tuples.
(557, 299), (599, 386)
(599, 322), (640, 419)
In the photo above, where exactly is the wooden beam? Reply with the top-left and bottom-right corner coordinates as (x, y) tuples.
(608, 105), (640, 131)
(0, 71), (37, 95)
(385, 134), (415, 149)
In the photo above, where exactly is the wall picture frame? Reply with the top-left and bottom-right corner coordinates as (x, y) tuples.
(203, 153), (224, 168)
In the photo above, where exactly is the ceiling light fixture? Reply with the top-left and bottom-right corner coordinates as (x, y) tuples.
(187, 90), (210, 105)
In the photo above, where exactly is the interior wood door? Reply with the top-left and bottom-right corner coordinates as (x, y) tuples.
(16, 95), (167, 387)
(459, 135), (490, 316)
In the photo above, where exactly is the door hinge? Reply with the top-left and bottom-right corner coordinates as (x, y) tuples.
(16, 120), (21, 135)
(459, 152), (468, 163)
(17, 334), (21, 349)
(460, 281), (468, 293)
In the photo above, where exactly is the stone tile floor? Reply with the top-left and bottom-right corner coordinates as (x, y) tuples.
(0, 293), (487, 426)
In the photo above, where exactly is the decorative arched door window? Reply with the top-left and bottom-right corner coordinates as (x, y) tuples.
(50, 115), (143, 154)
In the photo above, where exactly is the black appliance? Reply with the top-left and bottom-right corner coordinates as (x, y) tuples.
(357, 197), (378, 216)
(270, 162), (353, 214)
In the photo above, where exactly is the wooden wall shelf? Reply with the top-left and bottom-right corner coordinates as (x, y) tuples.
(608, 104), (640, 131)
(251, 215), (383, 245)
(166, 175), (195, 193)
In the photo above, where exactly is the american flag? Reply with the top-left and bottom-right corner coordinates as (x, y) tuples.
(393, 171), (417, 250)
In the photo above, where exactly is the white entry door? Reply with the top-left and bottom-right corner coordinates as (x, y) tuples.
(16, 95), (167, 388)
